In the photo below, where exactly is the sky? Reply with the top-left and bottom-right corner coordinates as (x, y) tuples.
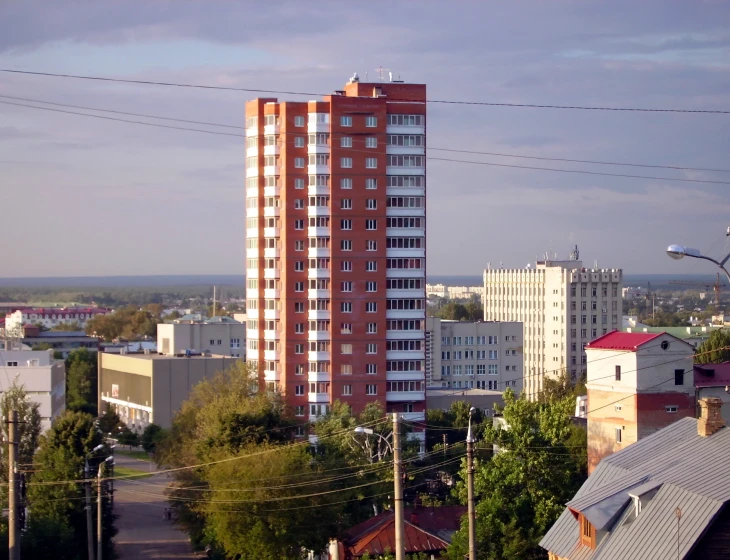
(1, 0), (729, 277)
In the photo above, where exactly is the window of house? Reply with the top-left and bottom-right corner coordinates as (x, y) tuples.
(341, 116), (352, 127)
(295, 405), (305, 416)
(367, 322), (377, 334)
(366, 343), (377, 354)
(615, 428), (622, 443)
(366, 199), (377, 210)
(294, 302), (304, 313)
(294, 261), (304, 272)
(366, 384), (377, 395)
(366, 178), (378, 189)
(366, 364), (377, 374)
(341, 323), (352, 334)
(294, 282), (304, 292)
(341, 157), (353, 168)
(295, 323), (304, 334)
(366, 281), (377, 292)
(295, 385), (305, 396)
(295, 344), (304, 354)
(294, 178), (304, 189)
(341, 219), (352, 230)
(294, 157), (305, 168)
(340, 136), (352, 148)
(341, 199), (352, 210)
(666, 405), (678, 413)
(294, 116), (305, 127)
(294, 136), (305, 148)
(341, 281), (353, 292)
(341, 178), (352, 189)
(365, 116), (377, 127)
(341, 240), (352, 251)
(294, 219), (304, 230)
(341, 344), (352, 354)
(343, 384), (353, 396)
(615, 365), (621, 381)
(341, 302), (352, 313)
(341, 261), (352, 272)
(674, 369), (684, 385)
(365, 137), (377, 148)
(365, 157), (377, 169)
(365, 220), (377, 230)
(581, 515), (593, 547)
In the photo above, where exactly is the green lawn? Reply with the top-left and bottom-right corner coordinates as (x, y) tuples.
(114, 465), (154, 480)
(115, 449), (153, 462)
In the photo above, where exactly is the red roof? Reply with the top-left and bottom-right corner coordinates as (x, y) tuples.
(694, 362), (730, 387)
(344, 506), (466, 558)
(585, 330), (664, 351)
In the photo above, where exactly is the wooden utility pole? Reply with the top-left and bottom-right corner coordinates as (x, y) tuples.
(8, 410), (19, 560)
(85, 459), (94, 560)
(392, 413), (404, 560)
(97, 464), (103, 560)
(467, 410), (477, 560)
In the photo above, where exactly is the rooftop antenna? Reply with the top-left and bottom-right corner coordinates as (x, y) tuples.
(376, 66), (389, 83)
(389, 71), (393, 82)
(569, 244), (580, 261)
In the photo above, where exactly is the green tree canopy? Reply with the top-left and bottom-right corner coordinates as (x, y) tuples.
(65, 348), (98, 416)
(447, 389), (586, 560)
(51, 321), (83, 332)
(695, 329), (730, 364)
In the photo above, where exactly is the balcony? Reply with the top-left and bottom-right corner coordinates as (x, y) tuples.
(263, 309), (280, 320)
(385, 289), (425, 300)
(246, 228), (259, 239)
(263, 288), (280, 299)
(308, 331), (330, 342)
(386, 391), (425, 402)
(385, 248), (425, 259)
(308, 164), (330, 175)
(386, 185), (424, 197)
(386, 145), (425, 156)
(263, 185), (280, 197)
(386, 350), (425, 361)
(263, 369), (280, 382)
(386, 330), (423, 340)
(307, 372), (331, 383)
(308, 247), (330, 258)
(246, 146), (258, 158)
(386, 166), (424, 176)
(246, 309), (259, 320)
(386, 268), (425, 278)
(263, 330), (280, 341)
(264, 227), (280, 238)
(247, 269), (259, 279)
(263, 123), (280, 135)
(246, 247), (259, 258)
(263, 349), (279, 361)
(263, 207), (280, 218)
(308, 206), (330, 217)
(246, 329), (258, 340)
(308, 226), (329, 238)
(245, 167), (259, 178)
(308, 289), (329, 299)
(308, 351), (330, 362)
(246, 288), (258, 298)
(307, 144), (330, 155)
(263, 268), (280, 279)
(246, 125), (259, 138)
(385, 125), (425, 135)
(308, 184), (330, 196)
(401, 411), (426, 422)
(386, 227), (425, 238)
(308, 309), (330, 321)
(264, 165), (280, 176)
(263, 247), (280, 259)
(246, 207), (259, 218)
(263, 144), (280, 156)
(308, 268), (330, 280)
(308, 392), (331, 403)
(307, 121), (329, 134)
(386, 207), (425, 217)
(246, 186), (259, 199)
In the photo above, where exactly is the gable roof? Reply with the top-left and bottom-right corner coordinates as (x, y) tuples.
(540, 417), (730, 559)
(585, 330), (688, 352)
(345, 506), (466, 557)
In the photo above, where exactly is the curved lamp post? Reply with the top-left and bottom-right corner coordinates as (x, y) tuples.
(666, 233), (730, 283)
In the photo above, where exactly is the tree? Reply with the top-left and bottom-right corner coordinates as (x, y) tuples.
(28, 411), (116, 559)
(695, 329), (730, 364)
(65, 348), (98, 416)
(0, 384), (42, 507)
(51, 321), (83, 332)
(436, 302), (469, 321)
(538, 370), (586, 403)
(447, 390), (586, 560)
(141, 423), (164, 454)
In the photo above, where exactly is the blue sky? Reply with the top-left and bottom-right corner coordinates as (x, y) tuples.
(1, 0), (729, 277)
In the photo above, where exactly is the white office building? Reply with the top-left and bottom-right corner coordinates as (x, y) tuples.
(483, 248), (622, 399)
(0, 349), (66, 431)
(156, 316), (246, 358)
(425, 317), (523, 394)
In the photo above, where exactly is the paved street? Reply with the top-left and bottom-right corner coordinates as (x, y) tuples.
(114, 452), (199, 559)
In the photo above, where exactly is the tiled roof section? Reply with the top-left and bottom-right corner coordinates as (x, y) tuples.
(540, 417), (730, 559)
(694, 362), (730, 387)
(585, 330), (663, 351)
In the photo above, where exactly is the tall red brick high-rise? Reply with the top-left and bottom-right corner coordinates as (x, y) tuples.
(245, 76), (426, 449)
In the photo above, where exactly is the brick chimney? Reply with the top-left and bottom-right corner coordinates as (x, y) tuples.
(698, 397), (725, 437)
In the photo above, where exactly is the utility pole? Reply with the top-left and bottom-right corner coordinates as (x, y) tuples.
(85, 459), (94, 560)
(467, 407), (477, 560)
(97, 463), (103, 560)
(392, 413), (405, 560)
(443, 433), (447, 458)
(8, 410), (19, 560)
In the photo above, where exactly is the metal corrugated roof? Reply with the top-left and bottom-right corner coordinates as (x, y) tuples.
(541, 418), (730, 558)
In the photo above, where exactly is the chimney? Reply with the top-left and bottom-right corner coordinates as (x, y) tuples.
(409, 512), (419, 526)
(698, 397), (725, 437)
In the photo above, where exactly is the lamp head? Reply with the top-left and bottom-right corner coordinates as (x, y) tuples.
(469, 407), (476, 416)
(92, 444), (105, 452)
(667, 245), (686, 260)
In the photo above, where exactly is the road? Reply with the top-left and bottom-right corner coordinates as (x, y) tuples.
(113, 451), (199, 560)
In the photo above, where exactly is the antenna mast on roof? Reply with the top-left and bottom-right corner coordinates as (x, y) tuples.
(212, 286), (216, 317)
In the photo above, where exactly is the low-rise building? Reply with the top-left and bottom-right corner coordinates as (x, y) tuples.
(426, 284), (482, 300)
(694, 362), (730, 423)
(5, 307), (110, 333)
(0, 349), (65, 431)
(97, 351), (240, 431)
(426, 387), (504, 418)
(157, 316), (245, 358)
(20, 324), (99, 357)
(585, 331), (695, 473)
(426, 318), (523, 393)
(541, 399), (730, 560)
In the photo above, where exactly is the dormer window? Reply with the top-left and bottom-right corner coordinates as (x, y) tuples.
(580, 514), (595, 549)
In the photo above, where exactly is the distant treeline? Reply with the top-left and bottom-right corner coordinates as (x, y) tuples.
(0, 284), (245, 307)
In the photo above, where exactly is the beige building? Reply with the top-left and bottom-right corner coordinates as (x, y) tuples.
(426, 388), (504, 418)
(484, 249), (622, 399)
(426, 317), (523, 394)
(98, 352), (240, 430)
(156, 315), (245, 358)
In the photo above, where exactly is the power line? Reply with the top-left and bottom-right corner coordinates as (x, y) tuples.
(2, 68), (728, 114)
(4, 100), (729, 187)
(5, 92), (729, 174)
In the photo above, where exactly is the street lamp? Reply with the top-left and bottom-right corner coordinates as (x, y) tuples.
(84, 444), (106, 560)
(97, 456), (114, 560)
(666, 230), (730, 283)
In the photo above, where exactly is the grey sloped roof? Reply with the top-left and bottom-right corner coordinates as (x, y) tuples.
(540, 418), (730, 559)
